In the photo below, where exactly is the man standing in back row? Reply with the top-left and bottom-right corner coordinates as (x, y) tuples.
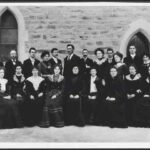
(63, 44), (81, 79)
(5, 50), (22, 84)
(23, 47), (40, 79)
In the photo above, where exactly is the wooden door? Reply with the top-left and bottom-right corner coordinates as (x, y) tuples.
(127, 32), (150, 57)
(0, 10), (18, 63)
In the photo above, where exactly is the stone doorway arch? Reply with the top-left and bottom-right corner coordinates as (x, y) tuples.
(120, 19), (150, 57)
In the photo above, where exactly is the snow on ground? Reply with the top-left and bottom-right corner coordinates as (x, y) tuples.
(0, 125), (149, 142)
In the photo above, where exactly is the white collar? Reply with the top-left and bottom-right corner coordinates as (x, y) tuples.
(30, 57), (35, 62)
(52, 56), (58, 62)
(68, 53), (74, 60)
(130, 54), (136, 58)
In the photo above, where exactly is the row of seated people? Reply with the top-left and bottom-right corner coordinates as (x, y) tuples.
(0, 62), (150, 129)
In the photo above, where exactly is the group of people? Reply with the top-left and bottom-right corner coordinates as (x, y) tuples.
(0, 44), (150, 129)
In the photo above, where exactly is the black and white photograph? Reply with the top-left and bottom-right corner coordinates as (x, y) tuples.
(0, 2), (150, 148)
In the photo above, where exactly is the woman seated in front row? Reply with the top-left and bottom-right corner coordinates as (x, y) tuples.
(136, 66), (150, 127)
(64, 66), (85, 127)
(24, 67), (46, 127)
(0, 67), (22, 129)
(103, 67), (127, 128)
(124, 65), (142, 127)
(40, 65), (65, 128)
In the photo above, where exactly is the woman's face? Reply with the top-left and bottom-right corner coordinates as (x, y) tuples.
(54, 66), (60, 75)
(43, 54), (50, 61)
(114, 55), (121, 63)
(96, 51), (103, 59)
(0, 69), (4, 78)
(16, 66), (22, 74)
(110, 68), (117, 78)
(72, 66), (79, 75)
(32, 68), (38, 76)
(90, 69), (97, 76)
(129, 66), (136, 75)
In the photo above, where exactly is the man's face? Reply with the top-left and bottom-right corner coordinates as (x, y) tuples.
(30, 49), (36, 58)
(67, 46), (74, 55)
(82, 50), (88, 58)
(129, 46), (136, 55)
(52, 50), (58, 58)
(107, 50), (113, 58)
(10, 50), (17, 60)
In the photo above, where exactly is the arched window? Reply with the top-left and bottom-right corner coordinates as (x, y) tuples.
(0, 10), (18, 62)
(127, 32), (150, 57)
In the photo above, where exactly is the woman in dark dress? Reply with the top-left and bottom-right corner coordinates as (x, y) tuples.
(82, 67), (104, 125)
(114, 51), (128, 80)
(40, 65), (64, 128)
(0, 67), (22, 129)
(64, 66), (85, 126)
(24, 67), (46, 127)
(135, 66), (150, 127)
(124, 65), (142, 126)
(103, 67), (127, 128)
(38, 51), (52, 79)
(93, 48), (106, 78)
(11, 65), (26, 126)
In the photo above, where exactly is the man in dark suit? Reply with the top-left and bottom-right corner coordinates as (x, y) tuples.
(80, 49), (93, 78)
(103, 48), (115, 80)
(63, 44), (81, 79)
(5, 50), (22, 83)
(124, 45), (142, 71)
(49, 48), (62, 74)
(23, 47), (40, 78)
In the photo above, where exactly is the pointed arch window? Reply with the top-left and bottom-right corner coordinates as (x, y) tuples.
(0, 10), (18, 62)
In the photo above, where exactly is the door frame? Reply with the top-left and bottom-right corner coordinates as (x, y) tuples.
(120, 19), (150, 57)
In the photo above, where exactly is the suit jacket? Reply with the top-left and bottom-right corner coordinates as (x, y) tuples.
(80, 57), (93, 78)
(63, 54), (81, 78)
(5, 59), (22, 83)
(124, 55), (142, 71)
(49, 57), (62, 74)
(23, 58), (40, 78)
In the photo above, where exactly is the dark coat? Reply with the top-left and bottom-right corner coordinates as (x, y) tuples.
(38, 61), (53, 77)
(139, 63), (150, 80)
(63, 54), (81, 79)
(103, 58), (115, 80)
(124, 55), (142, 71)
(5, 59), (22, 83)
(80, 57), (94, 78)
(23, 58), (40, 78)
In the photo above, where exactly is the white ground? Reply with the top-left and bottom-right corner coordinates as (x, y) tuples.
(0, 125), (150, 143)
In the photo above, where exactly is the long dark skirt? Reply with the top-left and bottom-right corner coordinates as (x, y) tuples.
(64, 96), (85, 126)
(0, 94), (23, 129)
(23, 97), (44, 127)
(40, 90), (64, 128)
(135, 97), (150, 127)
(104, 100), (127, 128)
(126, 97), (139, 126)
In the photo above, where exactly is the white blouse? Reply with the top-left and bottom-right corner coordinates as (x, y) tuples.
(0, 78), (8, 92)
(27, 76), (44, 91)
(90, 76), (97, 93)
